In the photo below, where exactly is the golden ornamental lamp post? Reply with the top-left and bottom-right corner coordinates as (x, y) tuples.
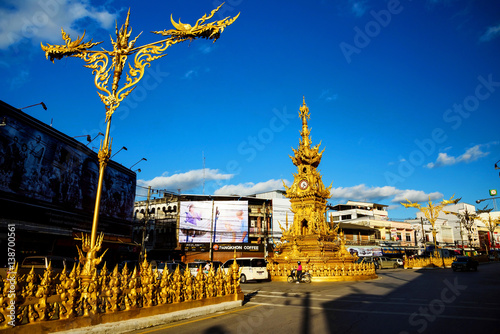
(401, 196), (458, 257)
(41, 5), (238, 278)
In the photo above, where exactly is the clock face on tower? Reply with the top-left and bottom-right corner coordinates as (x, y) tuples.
(299, 179), (309, 190)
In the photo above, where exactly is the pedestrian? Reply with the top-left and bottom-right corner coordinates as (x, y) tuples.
(296, 261), (302, 283)
(204, 261), (211, 274)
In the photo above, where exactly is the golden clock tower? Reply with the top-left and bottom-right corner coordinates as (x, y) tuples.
(269, 97), (377, 282)
(284, 97), (333, 237)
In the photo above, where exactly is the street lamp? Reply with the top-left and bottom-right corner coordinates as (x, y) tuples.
(476, 197), (500, 204)
(495, 159), (500, 169)
(131, 158), (147, 169)
(40, 4), (238, 290)
(73, 134), (92, 143)
(19, 102), (47, 110)
(134, 168), (141, 173)
(86, 132), (104, 146)
(476, 197), (499, 211)
(111, 146), (127, 158)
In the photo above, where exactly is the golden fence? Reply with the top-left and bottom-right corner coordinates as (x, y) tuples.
(403, 256), (455, 269)
(0, 259), (242, 332)
(269, 262), (377, 281)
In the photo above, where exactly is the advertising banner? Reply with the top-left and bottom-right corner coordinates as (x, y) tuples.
(183, 243), (264, 252)
(0, 110), (135, 219)
(346, 246), (383, 257)
(179, 201), (248, 243)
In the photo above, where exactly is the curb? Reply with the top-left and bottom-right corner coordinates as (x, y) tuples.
(55, 300), (243, 334)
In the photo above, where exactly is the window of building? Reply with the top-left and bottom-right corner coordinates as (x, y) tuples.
(341, 214), (352, 220)
(406, 233), (411, 242)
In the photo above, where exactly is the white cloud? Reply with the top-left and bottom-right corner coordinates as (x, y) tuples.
(211, 178), (446, 207)
(480, 24), (500, 43)
(214, 179), (289, 196)
(426, 144), (490, 168)
(137, 168), (234, 194)
(330, 184), (443, 204)
(330, 184), (400, 200)
(392, 190), (443, 203)
(0, 0), (118, 49)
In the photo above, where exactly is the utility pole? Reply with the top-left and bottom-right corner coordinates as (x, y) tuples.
(420, 217), (425, 249)
(140, 186), (152, 262)
(209, 199), (215, 262)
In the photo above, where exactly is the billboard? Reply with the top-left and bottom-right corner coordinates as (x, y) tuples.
(0, 103), (136, 220)
(347, 246), (383, 257)
(183, 243), (264, 252)
(179, 201), (248, 243)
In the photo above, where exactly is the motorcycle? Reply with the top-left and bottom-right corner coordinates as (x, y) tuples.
(287, 269), (312, 283)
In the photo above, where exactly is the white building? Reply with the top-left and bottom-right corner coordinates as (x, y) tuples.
(329, 200), (389, 222)
(328, 201), (414, 247)
(328, 201), (391, 240)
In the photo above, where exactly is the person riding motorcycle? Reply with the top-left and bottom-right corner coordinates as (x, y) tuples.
(296, 261), (302, 283)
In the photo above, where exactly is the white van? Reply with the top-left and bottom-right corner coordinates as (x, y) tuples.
(222, 257), (268, 283)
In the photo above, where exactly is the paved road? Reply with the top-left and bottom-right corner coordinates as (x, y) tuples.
(129, 263), (500, 334)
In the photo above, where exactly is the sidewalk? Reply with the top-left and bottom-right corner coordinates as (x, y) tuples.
(56, 301), (243, 334)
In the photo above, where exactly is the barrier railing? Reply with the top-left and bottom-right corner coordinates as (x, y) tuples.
(0, 258), (242, 332)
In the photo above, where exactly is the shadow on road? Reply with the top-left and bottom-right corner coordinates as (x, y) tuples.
(319, 264), (500, 334)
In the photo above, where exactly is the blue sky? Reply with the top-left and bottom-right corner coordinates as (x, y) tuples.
(1, 0), (499, 220)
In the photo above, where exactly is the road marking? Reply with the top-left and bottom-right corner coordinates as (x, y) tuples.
(247, 302), (500, 322)
(134, 304), (261, 333)
(248, 293), (498, 310)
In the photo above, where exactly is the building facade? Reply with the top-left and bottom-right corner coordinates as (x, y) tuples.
(133, 193), (278, 263)
(328, 200), (416, 256)
(0, 100), (138, 266)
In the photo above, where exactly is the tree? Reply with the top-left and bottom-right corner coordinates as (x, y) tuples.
(445, 207), (478, 256)
(402, 196), (458, 256)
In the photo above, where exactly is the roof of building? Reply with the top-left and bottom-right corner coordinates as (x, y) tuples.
(329, 200), (388, 211)
(338, 222), (376, 231)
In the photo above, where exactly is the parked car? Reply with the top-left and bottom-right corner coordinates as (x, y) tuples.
(222, 257), (268, 283)
(452, 256), (479, 272)
(375, 256), (399, 269)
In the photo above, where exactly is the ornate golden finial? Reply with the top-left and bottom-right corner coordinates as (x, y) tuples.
(41, 5), (238, 252)
(299, 96), (310, 128)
